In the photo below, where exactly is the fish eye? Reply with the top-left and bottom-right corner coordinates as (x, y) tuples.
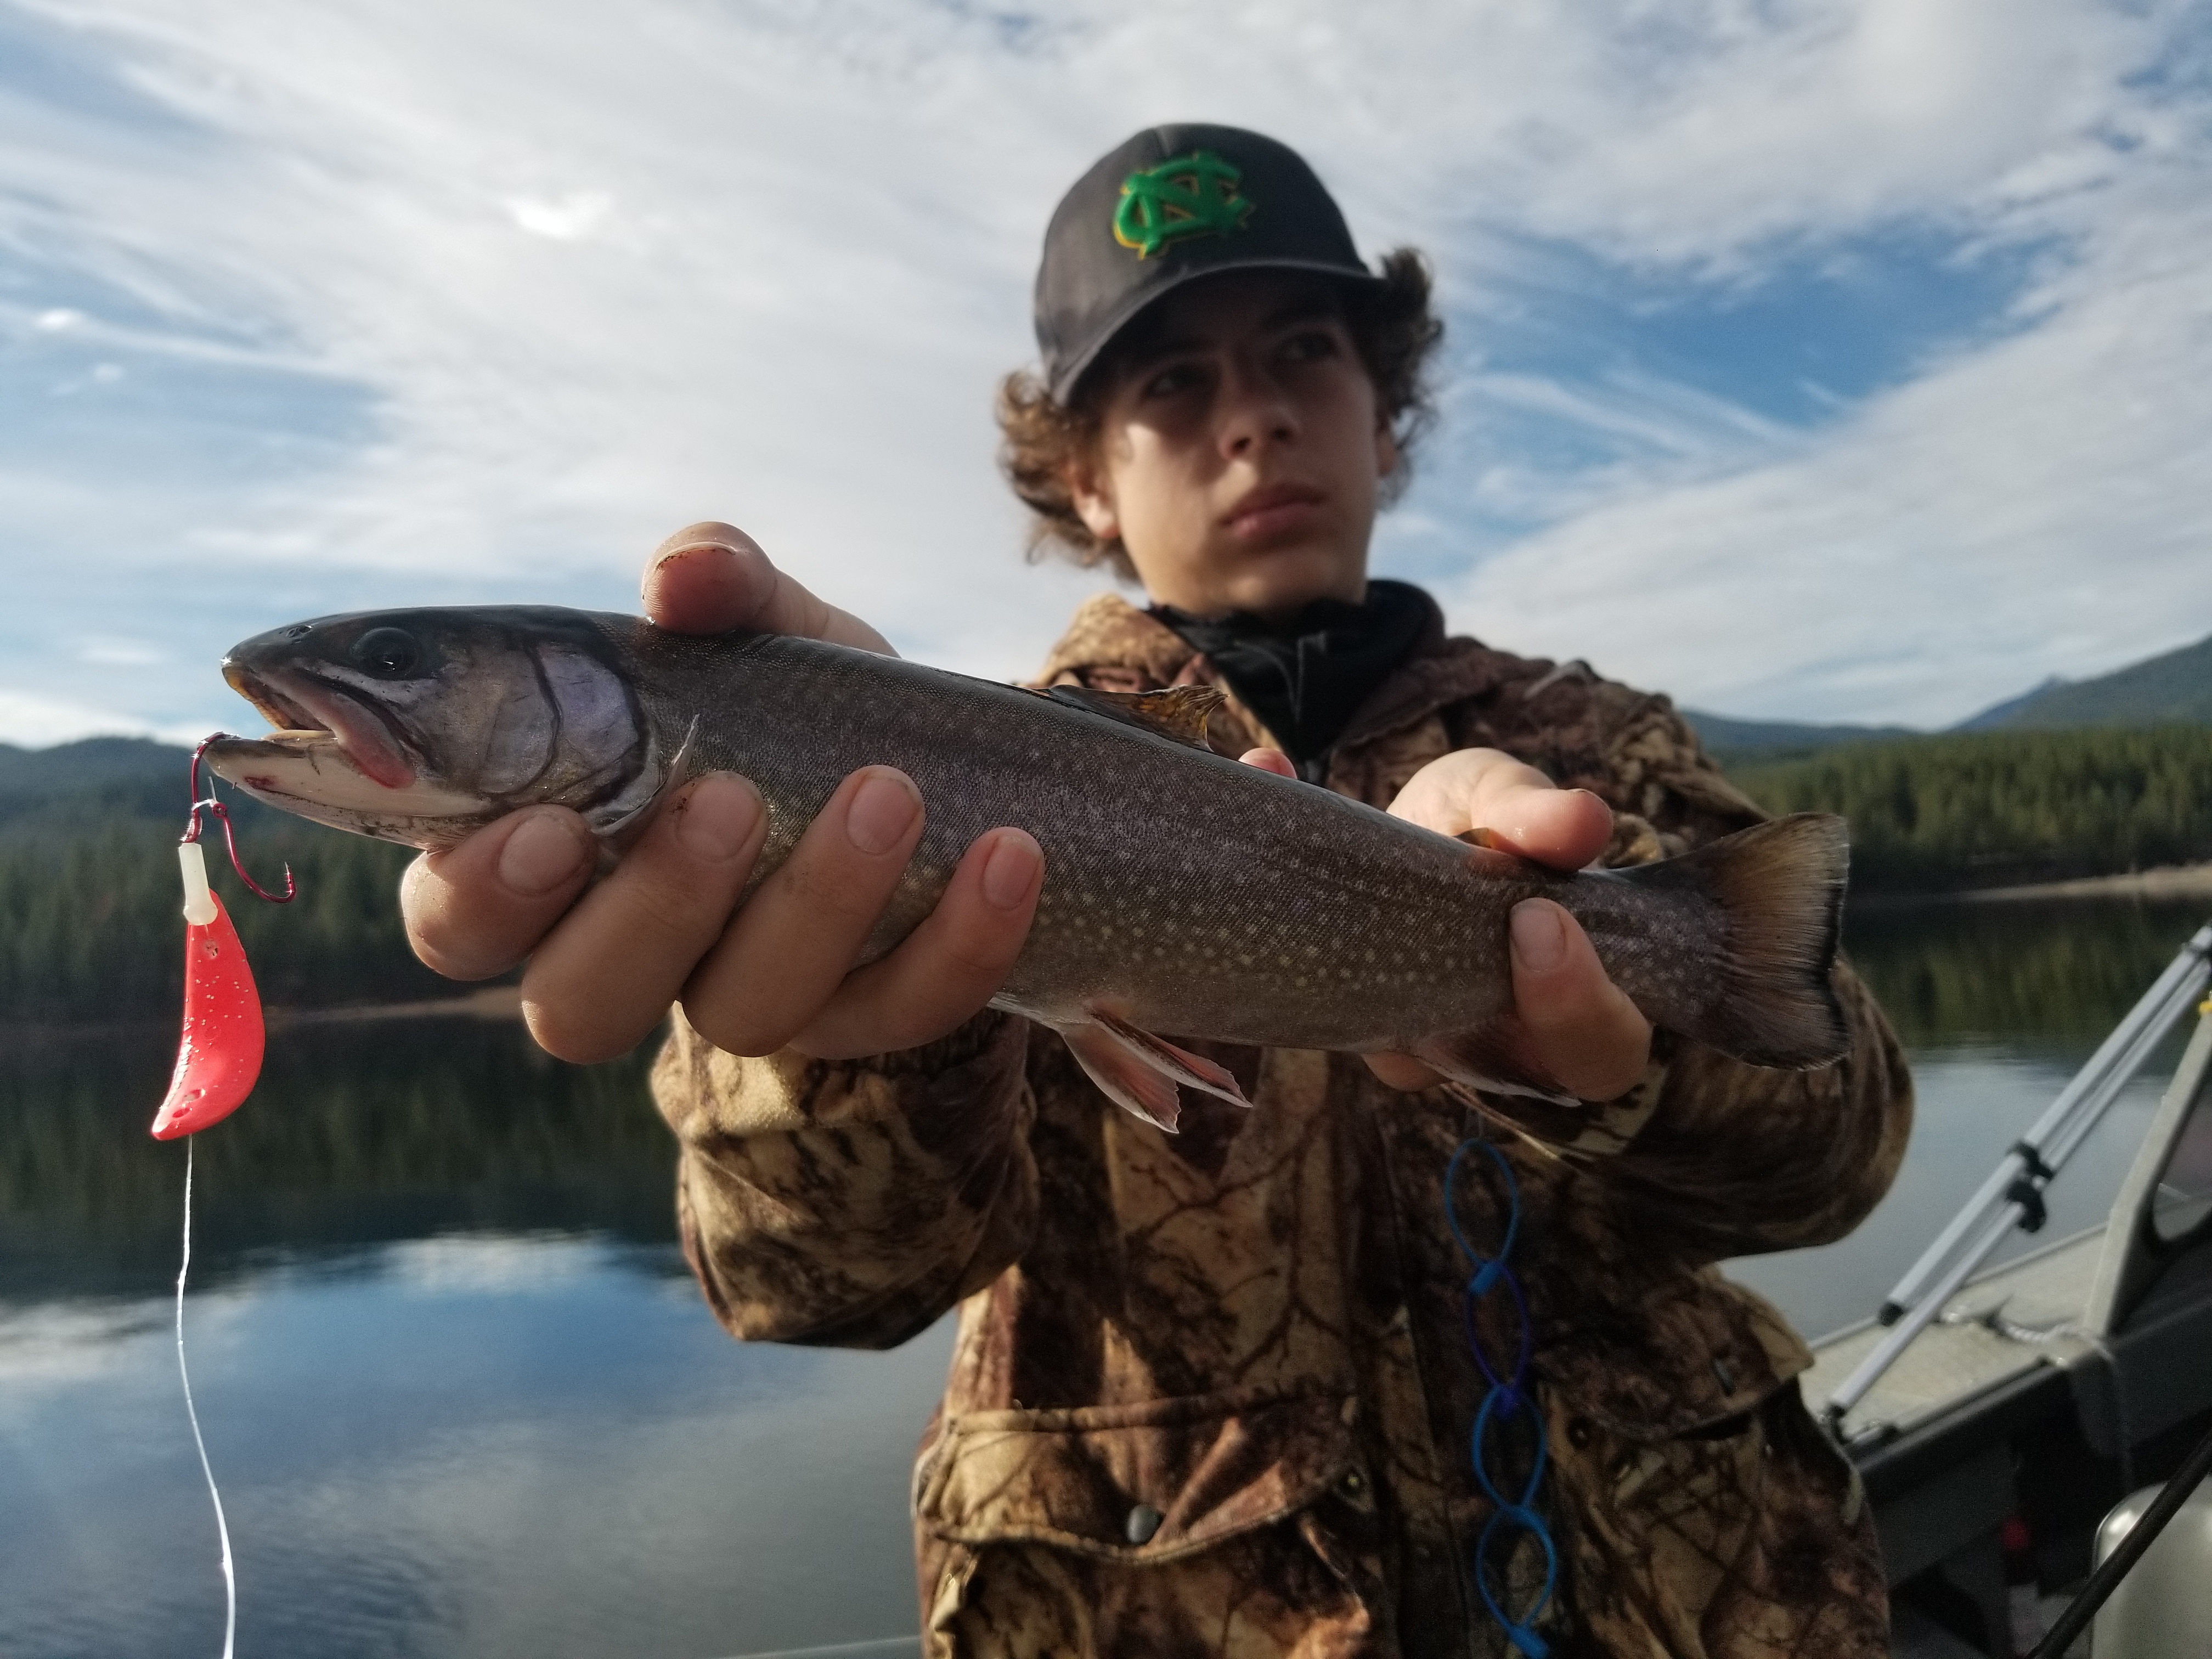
(349, 627), (422, 679)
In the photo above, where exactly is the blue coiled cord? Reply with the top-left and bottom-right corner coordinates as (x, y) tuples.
(1445, 1137), (1557, 1658)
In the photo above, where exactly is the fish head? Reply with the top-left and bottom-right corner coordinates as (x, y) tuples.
(207, 606), (665, 850)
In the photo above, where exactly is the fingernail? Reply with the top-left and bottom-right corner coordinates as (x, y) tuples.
(498, 810), (590, 896)
(980, 832), (1037, 909)
(643, 542), (735, 603)
(1510, 900), (1567, 972)
(652, 541), (736, 570)
(675, 773), (760, 861)
(845, 772), (920, 855)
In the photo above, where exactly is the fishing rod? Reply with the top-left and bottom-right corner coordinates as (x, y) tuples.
(2027, 1410), (2212, 1658)
(1825, 921), (2212, 1430)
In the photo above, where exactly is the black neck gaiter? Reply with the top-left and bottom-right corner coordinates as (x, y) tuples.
(1153, 579), (1434, 780)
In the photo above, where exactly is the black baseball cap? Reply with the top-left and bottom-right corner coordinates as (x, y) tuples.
(1034, 125), (1380, 403)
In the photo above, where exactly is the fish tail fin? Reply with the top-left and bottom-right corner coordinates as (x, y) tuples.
(1613, 811), (1851, 1069)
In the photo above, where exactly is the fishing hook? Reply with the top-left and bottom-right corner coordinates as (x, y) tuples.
(182, 734), (297, 904)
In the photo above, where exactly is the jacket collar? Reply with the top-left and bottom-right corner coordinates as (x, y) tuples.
(1032, 586), (1509, 759)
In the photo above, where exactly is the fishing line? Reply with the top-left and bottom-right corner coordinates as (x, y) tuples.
(154, 740), (287, 1654)
(174, 1136), (237, 1659)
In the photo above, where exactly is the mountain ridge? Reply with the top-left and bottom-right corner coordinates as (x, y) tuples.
(1958, 631), (2212, 731)
(1688, 628), (2212, 758)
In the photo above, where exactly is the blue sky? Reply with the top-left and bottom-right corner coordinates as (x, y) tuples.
(3, 0), (2209, 745)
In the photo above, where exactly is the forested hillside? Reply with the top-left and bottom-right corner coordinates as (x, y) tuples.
(1958, 631), (2212, 731)
(1681, 711), (1917, 765)
(5, 721), (2211, 1026)
(1, 740), (453, 1023)
(0, 736), (185, 811)
(1730, 726), (2212, 893)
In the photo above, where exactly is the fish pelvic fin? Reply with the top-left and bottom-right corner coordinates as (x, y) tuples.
(1614, 811), (1851, 1069)
(1046, 684), (1222, 750)
(1055, 1010), (1252, 1133)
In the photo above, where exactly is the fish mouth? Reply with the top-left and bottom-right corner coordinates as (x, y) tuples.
(222, 662), (420, 791)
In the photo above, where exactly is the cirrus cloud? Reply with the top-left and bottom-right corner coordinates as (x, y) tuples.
(0, 0), (2205, 737)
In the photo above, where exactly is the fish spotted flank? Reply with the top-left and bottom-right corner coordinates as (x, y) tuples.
(209, 606), (1852, 1127)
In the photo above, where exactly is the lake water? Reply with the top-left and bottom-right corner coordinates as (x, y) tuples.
(3, 896), (2206, 1658)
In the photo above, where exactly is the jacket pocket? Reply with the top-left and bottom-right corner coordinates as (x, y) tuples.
(1536, 1274), (1884, 1659)
(1539, 1268), (1814, 1441)
(915, 1383), (1383, 1657)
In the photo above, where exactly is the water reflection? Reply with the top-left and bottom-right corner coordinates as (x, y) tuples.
(1, 1232), (947, 1659)
(1842, 896), (2206, 1056)
(0, 1018), (679, 1302)
(1724, 897), (2210, 1339)
(4, 896), (2210, 1656)
(0, 1018), (945, 1659)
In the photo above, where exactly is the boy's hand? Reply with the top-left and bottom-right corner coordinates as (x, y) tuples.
(400, 522), (1045, 1064)
(1242, 745), (1652, 1102)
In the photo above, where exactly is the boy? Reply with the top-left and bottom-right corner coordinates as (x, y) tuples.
(405, 127), (1910, 1656)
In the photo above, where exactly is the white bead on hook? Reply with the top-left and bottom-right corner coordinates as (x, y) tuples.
(179, 841), (218, 928)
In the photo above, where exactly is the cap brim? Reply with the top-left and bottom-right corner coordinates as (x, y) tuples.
(1048, 256), (1385, 405)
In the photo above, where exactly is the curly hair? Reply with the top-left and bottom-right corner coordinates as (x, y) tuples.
(997, 248), (1444, 583)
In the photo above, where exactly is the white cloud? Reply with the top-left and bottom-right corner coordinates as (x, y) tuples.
(1446, 174), (2212, 725)
(1486, 0), (2164, 267)
(0, 685), (202, 747)
(505, 191), (616, 241)
(0, 0), (2205, 736)
(73, 633), (166, 665)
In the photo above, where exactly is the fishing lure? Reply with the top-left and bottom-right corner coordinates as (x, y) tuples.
(150, 737), (292, 1140)
(153, 738), (296, 1659)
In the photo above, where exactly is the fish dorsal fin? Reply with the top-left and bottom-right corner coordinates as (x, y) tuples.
(1047, 684), (1222, 749)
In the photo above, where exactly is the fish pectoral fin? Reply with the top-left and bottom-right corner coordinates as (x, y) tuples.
(1410, 1020), (1579, 1107)
(665, 714), (702, 789)
(1046, 684), (1222, 750)
(1056, 1012), (1253, 1133)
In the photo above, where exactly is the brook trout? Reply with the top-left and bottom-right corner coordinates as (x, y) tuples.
(207, 606), (1851, 1130)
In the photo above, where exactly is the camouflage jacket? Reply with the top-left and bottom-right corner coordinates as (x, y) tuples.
(651, 590), (1914, 1658)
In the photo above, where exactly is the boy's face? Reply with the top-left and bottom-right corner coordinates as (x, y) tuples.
(1068, 270), (1396, 622)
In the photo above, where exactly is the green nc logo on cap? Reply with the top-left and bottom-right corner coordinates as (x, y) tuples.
(1113, 151), (1255, 259)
